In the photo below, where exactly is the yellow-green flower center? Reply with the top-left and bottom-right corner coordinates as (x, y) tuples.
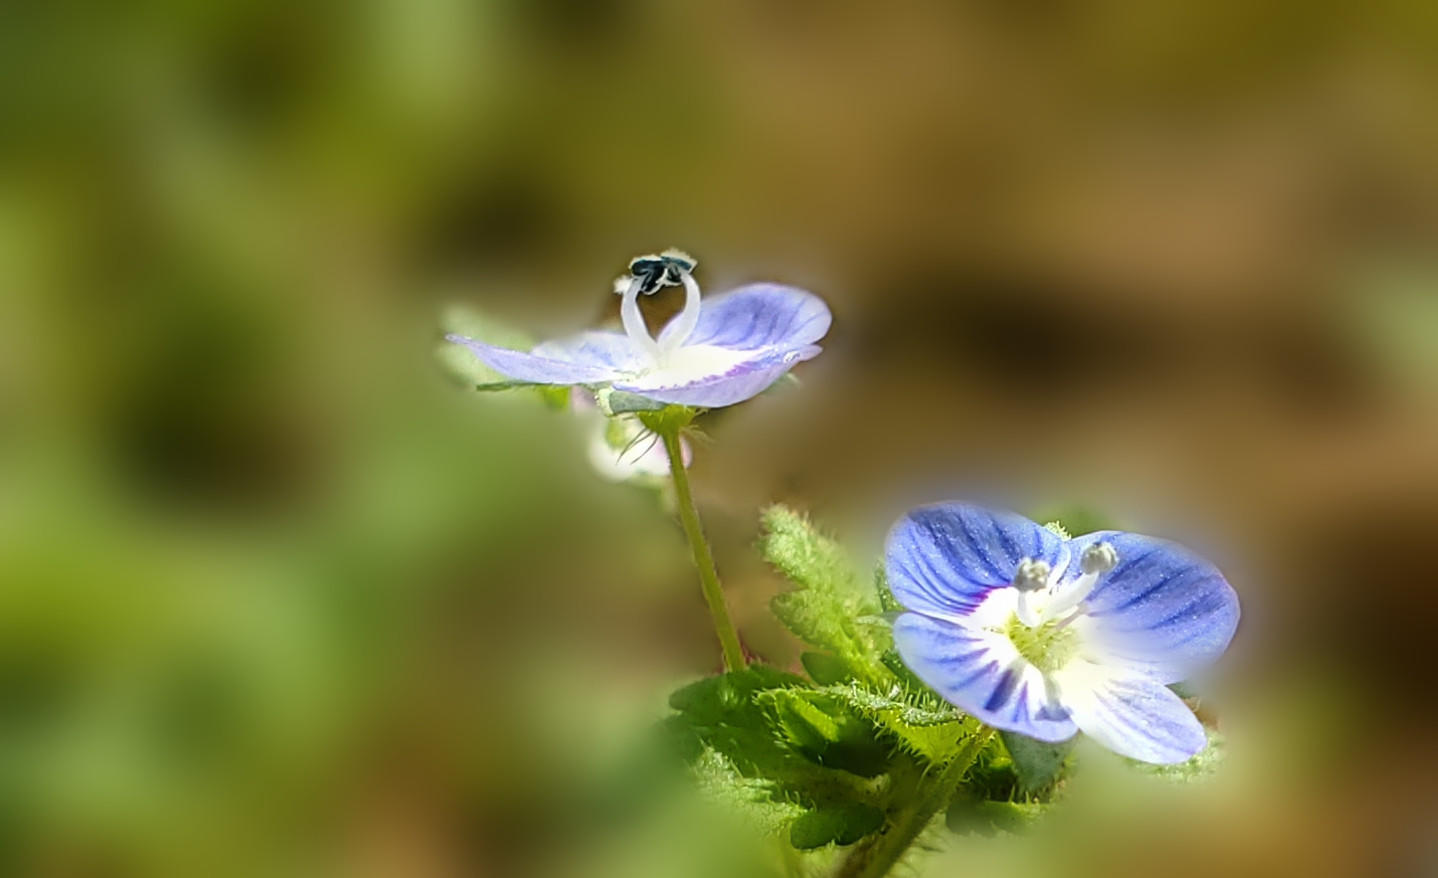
(1004, 613), (1079, 674)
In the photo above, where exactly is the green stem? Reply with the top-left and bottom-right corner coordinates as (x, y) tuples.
(660, 426), (746, 671)
(833, 728), (996, 878)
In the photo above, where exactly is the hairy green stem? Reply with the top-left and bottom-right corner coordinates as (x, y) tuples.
(660, 426), (746, 671)
(833, 728), (996, 878)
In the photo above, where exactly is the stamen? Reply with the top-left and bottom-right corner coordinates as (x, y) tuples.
(617, 275), (660, 358)
(1081, 542), (1119, 575)
(1010, 558), (1051, 628)
(1011, 558), (1051, 592)
(615, 249), (700, 363)
(657, 271), (702, 357)
(1045, 541), (1118, 617)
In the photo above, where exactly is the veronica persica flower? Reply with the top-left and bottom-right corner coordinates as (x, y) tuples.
(887, 503), (1239, 764)
(446, 251), (831, 408)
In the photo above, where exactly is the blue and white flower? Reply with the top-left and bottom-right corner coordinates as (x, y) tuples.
(887, 503), (1240, 764)
(447, 250), (831, 409)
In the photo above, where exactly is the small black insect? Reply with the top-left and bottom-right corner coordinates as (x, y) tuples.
(624, 249), (697, 296)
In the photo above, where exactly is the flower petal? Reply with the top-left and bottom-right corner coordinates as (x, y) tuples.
(893, 613), (1077, 741)
(659, 283), (831, 351)
(885, 503), (1069, 619)
(446, 331), (638, 385)
(613, 345), (820, 407)
(1052, 662), (1207, 764)
(1064, 532), (1239, 683)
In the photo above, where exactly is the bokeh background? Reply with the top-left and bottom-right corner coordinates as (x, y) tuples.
(3, 1), (1438, 876)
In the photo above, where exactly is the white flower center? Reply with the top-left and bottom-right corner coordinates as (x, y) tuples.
(973, 542), (1119, 674)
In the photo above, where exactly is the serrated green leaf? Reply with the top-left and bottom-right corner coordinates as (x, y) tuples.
(758, 689), (888, 778)
(665, 666), (888, 833)
(691, 747), (808, 837)
(822, 684), (980, 766)
(761, 506), (884, 684)
(789, 803), (885, 849)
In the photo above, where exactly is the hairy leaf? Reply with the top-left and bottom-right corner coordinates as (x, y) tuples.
(789, 803), (885, 850)
(761, 506), (884, 684)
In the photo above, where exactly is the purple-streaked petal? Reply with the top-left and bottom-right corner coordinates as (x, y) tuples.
(613, 345), (820, 407)
(446, 332), (635, 385)
(1064, 531), (1239, 683)
(894, 613), (1077, 742)
(886, 503), (1069, 619)
(663, 283), (831, 351)
(1052, 662), (1206, 764)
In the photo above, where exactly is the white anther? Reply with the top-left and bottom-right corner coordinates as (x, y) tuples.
(1081, 542), (1119, 575)
(1011, 558), (1052, 593)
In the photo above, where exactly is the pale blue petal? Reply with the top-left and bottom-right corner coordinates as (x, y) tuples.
(613, 345), (820, 408)
(886, 503), (1069, 619)
(663, 283), (831, 351)
(531, 330), (649, 372)
(446, 332), (635, 385)
(1064, 532), (1239, 683)
(893, 613), (1077, 741)
(1053, 663), (1207, 764)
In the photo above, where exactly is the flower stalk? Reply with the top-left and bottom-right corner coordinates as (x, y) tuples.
(658, 423), (746, 671)
(833, 728), (995, 878)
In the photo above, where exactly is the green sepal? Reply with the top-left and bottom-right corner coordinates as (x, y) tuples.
(997, 730), (1074, 795)
(636, 403), (699, 432)
(473, 379), (540, 392)
(605, 389), (671, 414)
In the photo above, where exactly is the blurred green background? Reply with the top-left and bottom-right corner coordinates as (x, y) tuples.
(3, 1), (1437, 875)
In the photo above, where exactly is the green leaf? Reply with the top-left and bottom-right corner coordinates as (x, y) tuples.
(800, 652), (851, 686)
(822, 684), (978, 767)
(757, 689), (889, 778)
(691, 747), (808, 837)
(789, 803), (885, 849)
(761, 506), (884, 684)
(665, 666), (888, 836)
(946, 792), (1049, 836)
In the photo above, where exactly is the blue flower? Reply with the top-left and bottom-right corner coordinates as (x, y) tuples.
(887, 503), (1240, 764)
(447, 250), (830, 409)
